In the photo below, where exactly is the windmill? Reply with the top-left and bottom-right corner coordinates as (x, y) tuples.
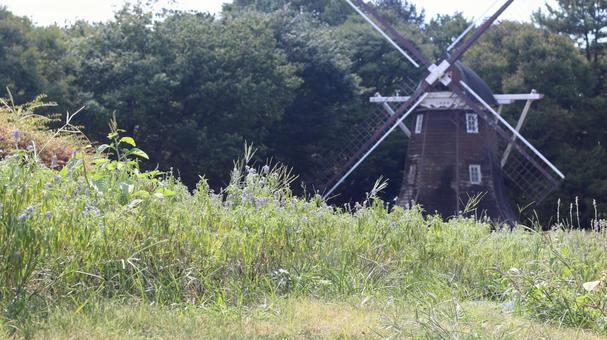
(323, 0), (565, 223)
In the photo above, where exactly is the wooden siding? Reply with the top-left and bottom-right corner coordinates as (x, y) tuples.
(399, 109), (516, 222)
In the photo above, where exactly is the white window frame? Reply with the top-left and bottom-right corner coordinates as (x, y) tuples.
(466, 113), (479, 134)
(415, 114), (424, 134)
(469, 164), (482, 184)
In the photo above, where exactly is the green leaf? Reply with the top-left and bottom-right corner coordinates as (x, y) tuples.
(576, 294), (588, 305)
(155, 187), (176, 197)
(96, 144), (111, 154)
(120, 137), (136, 147)
(130, 148), (149, 160)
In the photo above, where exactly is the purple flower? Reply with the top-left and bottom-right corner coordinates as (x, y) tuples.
(45, 211), (51, 219)
(84, 202), (100, 216)
(262, 165), (270, 174)
(18, 205), (35, 222)
(255, 197), (270, 208)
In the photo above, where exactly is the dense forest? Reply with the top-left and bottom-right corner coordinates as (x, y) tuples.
(0, 0), (605, 223)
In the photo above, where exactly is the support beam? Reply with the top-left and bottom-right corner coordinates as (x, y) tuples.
(382, 102), (411, 137)
(501, 92), (536, 167)
(459, 82), (564, 179)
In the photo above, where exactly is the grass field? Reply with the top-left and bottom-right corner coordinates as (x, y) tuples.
(5, 298), (603, 339)
(1, 102), (607, 338)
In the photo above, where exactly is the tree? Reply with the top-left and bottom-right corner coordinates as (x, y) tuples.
(67, 6), (301, 187)
(376, 0), (425, 27)
(534, 0), (607, 94)
(0, 7), (44, 101)
(425, 13), (471, 56)
(534, 0), (607, 64)
(261, 10), (365, 187)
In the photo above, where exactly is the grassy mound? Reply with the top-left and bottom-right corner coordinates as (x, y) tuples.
(0, 100), (606, 338)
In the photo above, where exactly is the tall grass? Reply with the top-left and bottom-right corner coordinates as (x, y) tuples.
(1, 100), (607, 337)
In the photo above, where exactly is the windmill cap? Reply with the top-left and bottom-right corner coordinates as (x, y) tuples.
(453, 61), (499, 107)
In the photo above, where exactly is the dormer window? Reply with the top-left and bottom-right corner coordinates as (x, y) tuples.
(466, 113), (479, 134)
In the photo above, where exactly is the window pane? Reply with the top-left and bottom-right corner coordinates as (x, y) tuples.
(466, 114), (478, 133)
(469, 165), (481, 184)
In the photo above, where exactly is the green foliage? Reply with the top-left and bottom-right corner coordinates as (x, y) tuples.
(1, 121), (607, 335)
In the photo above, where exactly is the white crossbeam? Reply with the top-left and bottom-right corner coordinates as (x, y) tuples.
(370, 92), (543, 105)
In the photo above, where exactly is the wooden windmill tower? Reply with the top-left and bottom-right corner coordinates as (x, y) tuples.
(323, 0), (565, 223)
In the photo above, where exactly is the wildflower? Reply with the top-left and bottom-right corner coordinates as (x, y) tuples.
(262, 165), (270, 174)
(44, 182), (52, 189)
(11, 128), (20, 144)
(246, 166), (257, 175)
(27, 144), (34, 151)
(84, 202), (101, 216)
(54, 175), (62, 182)
(255, 197), (269, 208)
(241, 190), (252, 202)
(45, 211), (51, 219)
(18, 205), (34, 222)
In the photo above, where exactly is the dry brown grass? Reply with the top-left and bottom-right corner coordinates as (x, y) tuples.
(0, 95), (88, 167)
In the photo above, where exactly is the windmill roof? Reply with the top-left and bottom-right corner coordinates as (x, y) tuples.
(453, 61), (498, 107)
